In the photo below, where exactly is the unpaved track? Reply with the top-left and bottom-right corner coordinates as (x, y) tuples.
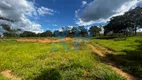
(16, 38), (73, 43)
(88, 44), (139, 80)
(1, 70), (21, 80)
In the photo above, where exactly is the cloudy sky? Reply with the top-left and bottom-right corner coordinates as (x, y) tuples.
(0, 0), (141, 33)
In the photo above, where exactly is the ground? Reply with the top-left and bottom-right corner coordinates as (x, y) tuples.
(0, 37), (141, 80)
(90, 37), (142, 79)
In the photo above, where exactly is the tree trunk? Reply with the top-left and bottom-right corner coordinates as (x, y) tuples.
(134, 26), (137, 36)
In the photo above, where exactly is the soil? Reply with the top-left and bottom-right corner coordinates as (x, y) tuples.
(88, 44), (139, 80)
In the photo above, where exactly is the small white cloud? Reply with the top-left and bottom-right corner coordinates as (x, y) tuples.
(75, 9), (80, 18)
(76, 18), (107, 26)
(53, 24), (57, 26)
(82, 1), (87, 7)
(37, 6), (54, 16)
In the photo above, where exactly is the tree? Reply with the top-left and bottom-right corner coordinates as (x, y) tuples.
(0, 16), (15, 22)
(40, 30), (52, 37)
(53, 30), (61, 37)
(124, 6), (142, 35)
(78, 26), (88, 37)
(89, 26), (101, 37)
(61, 27), (72, 37)
(20, 31), (37, 37)
(1, 24), (21, 37)
(104, 6), (142, 36)
(71, 27), (80, 37)
(0, 16), (18, 37)
(1, 24), (12, 32)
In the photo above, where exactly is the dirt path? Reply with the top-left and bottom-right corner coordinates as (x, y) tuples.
(88, 44), (139, 80)
(1, 70), (21, 80)
(88, 44), (105, 57)
(16, 38), (73, 43)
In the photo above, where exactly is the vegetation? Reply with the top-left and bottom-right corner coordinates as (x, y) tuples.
(0, 75), (8, 80)
(90, 37), (142, 78)
(0, 4), (142, 80)
(1, 7), (142, 38)
(0, 39), (126, 80)
(104, 7), (142, 36)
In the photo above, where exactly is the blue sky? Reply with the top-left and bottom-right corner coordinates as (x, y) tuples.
(30, 0), (93, 31)
(0, 0), (141, 33)
(29, 0), (140, 32)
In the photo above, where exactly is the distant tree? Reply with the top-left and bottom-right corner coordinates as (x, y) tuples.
(1, 24), (22, 37)
(1, 24), (12, 32)
(89, 26), (101, 36)
(124, 6), (142, 35)
(61, 27), (72, 37)
(3, 32), (18, 37)
(71, 27), (80, 37)
(0, 16), (15, 22)
(78, 26), (88, 37)
(20, 31), (37, 37)
(0, 16), (19, 37)
(40, 30), (52, 37)
(104, 6), (142, 36)
(53, 30), (61, 37)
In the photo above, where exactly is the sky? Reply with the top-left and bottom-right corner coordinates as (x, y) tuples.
(0, 0), (142, 33)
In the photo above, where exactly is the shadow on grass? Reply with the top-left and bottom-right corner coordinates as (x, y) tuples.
(34, 68), (62, 80)
(106, 40), (142, 78)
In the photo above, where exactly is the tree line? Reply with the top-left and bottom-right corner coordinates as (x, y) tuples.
(0, 6), (142, 38)
(104, 6), (142, 36)
(0, 24), (102, 37)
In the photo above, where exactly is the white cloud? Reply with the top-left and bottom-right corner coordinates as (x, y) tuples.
(0, 0), (56, 33)
(76, 18), (107, 26)
(75, 9), (80, 18)
(38, 6), (54, 16)
(76, 0), (139, 26)
(137, 28), (142, 32)
(53, 24), (58, 26)
(82, 1), (87, 7)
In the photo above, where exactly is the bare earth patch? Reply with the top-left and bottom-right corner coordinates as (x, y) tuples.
(88, 44), (139, 80)
(17, 38), (73, 43)
(1, 70), (21, 80)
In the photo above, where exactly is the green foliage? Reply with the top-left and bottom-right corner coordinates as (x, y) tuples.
(1, 24), (12, 32)
(39, 30), (53, 37)
(34, 68), (62, 80)
(0, 75), (9, 80)
(0, 39), (126, 80)
(104, 7), (142, 36)
(90, 37), (142, 77)
(20, 31), (37, 37)
(89, 26), (101, 37)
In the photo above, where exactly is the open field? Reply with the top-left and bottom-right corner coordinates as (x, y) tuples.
(90, 37), (142, 78)
(0, 38), (126, 80)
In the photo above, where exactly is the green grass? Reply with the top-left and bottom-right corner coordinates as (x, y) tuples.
(0, 75), (9, 80)
(0, 39), (126, 80)
(90, 37), (141, 52)
(90, 37), (142, 78)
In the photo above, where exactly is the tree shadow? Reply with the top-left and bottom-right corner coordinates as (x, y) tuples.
(34, 68), (62, 80)
(105, 40), (142, 78)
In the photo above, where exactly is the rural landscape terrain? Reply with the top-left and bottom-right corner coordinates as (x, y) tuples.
(0, 0), (142, 80)
(0, 36), (142, 80)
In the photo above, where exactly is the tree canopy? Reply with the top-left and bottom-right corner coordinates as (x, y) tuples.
(104, 6), (142, 36)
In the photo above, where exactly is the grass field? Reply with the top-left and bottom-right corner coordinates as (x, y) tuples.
(0, 75), (8, 80)
(0, 39), (126, 80)
(90, 37), (142, 78)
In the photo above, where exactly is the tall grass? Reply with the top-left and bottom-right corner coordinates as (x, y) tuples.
(0, 39), (126, 80)
(90, 37), (142, 78)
